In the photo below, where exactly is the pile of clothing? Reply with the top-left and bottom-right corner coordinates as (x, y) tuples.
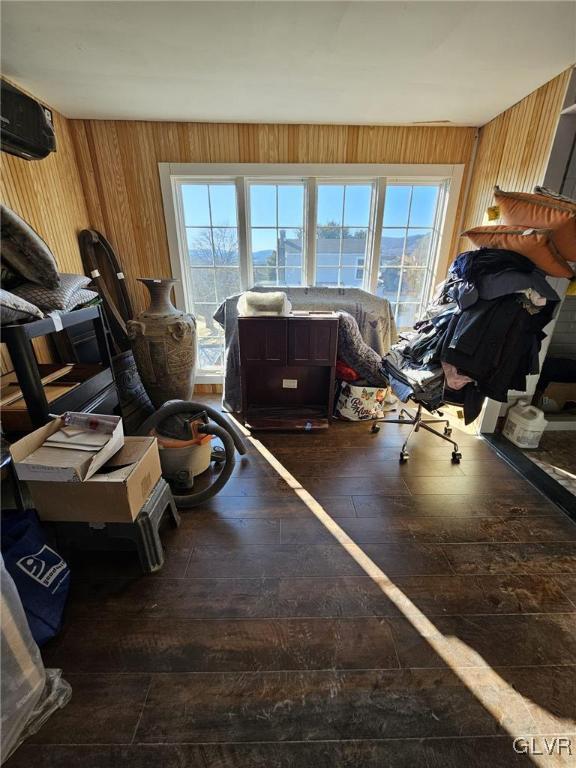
(383, 247), (561, 423)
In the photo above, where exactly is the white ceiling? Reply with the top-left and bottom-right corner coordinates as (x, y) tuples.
(2, 1), (575, 126)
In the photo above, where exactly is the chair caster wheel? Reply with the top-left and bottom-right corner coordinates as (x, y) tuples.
(444, 427), (452, 436)
(371, 424), (380, 433)
(451, 451), (462, 464)
(399, 451), (409, 463)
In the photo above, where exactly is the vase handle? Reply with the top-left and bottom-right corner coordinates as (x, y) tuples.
(126, 320), (146, 339)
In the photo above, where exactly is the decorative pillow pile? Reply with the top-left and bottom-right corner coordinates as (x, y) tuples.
(0, 288), (44, 325)
(463, 225), (573, 278)
(0, 204), (60, 288)
(494, 187), (576, 263)
(12, 273), (92, 311)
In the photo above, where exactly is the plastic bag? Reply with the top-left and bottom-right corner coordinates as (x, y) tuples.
(0, 556), (71, 763)
(1, 510), (70, 646)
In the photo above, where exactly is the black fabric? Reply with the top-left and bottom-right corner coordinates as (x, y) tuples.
(537, 357), (576, 390)
(448, 248), (537, 313)
(451, 248), (534, 283)
(444, 384), (485, 424)
(442, 295), (555, 404)
(478, 269), (560, 303)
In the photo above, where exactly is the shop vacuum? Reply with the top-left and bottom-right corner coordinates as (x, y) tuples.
(137, 400), (247, 508)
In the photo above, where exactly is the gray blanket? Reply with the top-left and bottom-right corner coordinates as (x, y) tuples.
(214, 286), (397, 412)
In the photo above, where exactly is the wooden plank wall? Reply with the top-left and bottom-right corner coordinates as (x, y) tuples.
(460, 69), (572, 251)
(69, 120), (477, 314)
(1, 69), (570, 377)
(1, 107), (91, 372)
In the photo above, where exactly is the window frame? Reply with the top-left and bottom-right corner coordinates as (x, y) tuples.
(160, 163), (464, 381)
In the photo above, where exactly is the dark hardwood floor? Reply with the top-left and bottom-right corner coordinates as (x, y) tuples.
(8, 407), (576, 767)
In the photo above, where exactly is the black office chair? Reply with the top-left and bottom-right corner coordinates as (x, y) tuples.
(370, 398), (462, 464)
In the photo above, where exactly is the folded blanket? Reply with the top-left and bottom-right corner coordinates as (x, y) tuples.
(237, 291), (291, 316)
(337, 312), (389, 387)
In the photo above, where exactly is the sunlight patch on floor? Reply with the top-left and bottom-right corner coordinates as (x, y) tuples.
(230, 416), (576, 767)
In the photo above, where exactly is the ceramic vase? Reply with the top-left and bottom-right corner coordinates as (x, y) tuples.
(127, 278), (197, 408)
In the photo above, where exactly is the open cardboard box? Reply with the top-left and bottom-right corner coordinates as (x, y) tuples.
(11, 414), (124, 483)
(19, 437), (162, 523)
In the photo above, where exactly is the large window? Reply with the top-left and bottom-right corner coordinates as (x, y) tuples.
(162, 164), (462, 379)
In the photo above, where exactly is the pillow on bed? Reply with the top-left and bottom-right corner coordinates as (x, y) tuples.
(494, 187), (576, 262)
(0, 204), (60, 288)
(462, 225), (574, 278)
(0, 288), (44, 325)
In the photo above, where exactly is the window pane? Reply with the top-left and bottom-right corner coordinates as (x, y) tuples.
(340, 266), (364, 287)
(409, 185), (439, 227)
(251, 228), (277, 266)
(209, 184), (238, 227)
(316, 266), (339, 286)
(383, 185), (411, 227)
(250, 185), (276, 227)
(182, 184), (210, 226)
(278, 185), (304, 227)
(189, 268), (216, 303)
(341, 229), (367, 265)
(397, 303), (421, 329)
(400, 268), (426, 302)
(376, 268), (400, 301)
(405, 229), (433, 266)
(281, 229), (303, 268)
(285, 267), (302, 285)
(194, 303), (223, 371)
(253, 266), (277, 285)
(215, 268), (241, 302)
(317, 228), (342, 247)
(343, 185), (372, 227)
(211, 227), (239, 266)
(380, 228), (405, 266)
(317, 184), (344, 227)
(187, 228), (213, 266)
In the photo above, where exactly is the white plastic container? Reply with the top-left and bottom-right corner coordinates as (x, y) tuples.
(503, 399), (548, 449)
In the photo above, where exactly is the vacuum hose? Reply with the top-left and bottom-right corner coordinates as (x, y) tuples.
(137, 400), (247, 508)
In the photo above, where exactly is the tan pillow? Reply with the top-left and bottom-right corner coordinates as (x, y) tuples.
(462, 225), (574, 278)
(494, 187), (576, 262)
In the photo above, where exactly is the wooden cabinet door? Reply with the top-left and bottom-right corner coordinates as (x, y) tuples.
(288, 319), (338, 366)
(238, 318), (287, 364)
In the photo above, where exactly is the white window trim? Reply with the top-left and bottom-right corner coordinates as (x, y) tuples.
(159, 163), (464, 381)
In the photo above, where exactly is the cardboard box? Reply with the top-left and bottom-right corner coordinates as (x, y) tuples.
(540, 382), (576, 413)
(11, 415), (124, 483)
(19, 437), (161, 523)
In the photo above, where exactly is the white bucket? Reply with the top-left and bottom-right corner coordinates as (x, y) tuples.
(503, 399), (548, 449)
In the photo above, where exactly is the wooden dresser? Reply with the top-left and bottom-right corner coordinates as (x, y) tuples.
(238, 313), (339, 430)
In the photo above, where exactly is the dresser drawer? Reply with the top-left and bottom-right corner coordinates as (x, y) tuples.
(238, 318), (287, 364)
(288, 318), (338, 366)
